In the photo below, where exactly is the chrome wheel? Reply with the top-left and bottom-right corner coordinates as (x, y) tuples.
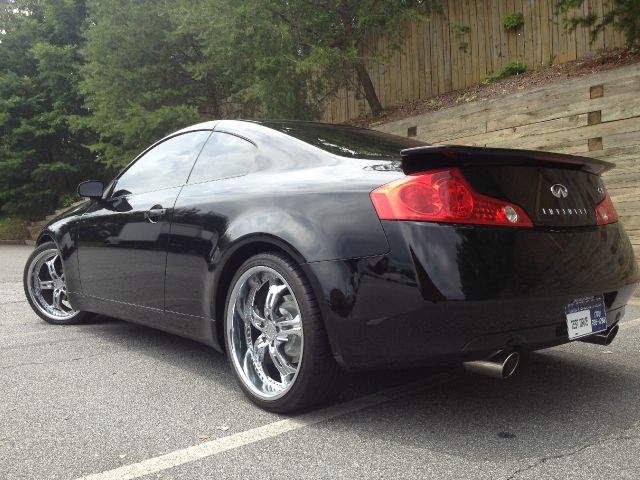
(227, 266), (304, 401)
(26, 248), (78, 321)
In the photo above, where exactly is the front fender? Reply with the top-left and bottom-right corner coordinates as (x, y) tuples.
(34, 202), (89, 294)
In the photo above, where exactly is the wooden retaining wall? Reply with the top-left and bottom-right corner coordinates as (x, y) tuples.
(375, 64), (640, 268)
(322, 0), (626, 123)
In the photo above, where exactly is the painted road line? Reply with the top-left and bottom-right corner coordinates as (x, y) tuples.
(75, 373), (457, 480)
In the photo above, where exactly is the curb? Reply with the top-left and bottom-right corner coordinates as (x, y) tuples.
(0, 240), (29, 245)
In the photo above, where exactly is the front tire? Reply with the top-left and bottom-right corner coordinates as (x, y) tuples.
(224, 252), (343, 412)
(23, 242), (92, 325)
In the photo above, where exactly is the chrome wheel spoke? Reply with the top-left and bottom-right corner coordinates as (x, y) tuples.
(227, 265), (304, 400)
(27, 249), (78, 320)
(253, 335), (269, 364)
(276, 314), (302, 340)
(39, 280), (54, 290)
(264, 283), (287, 321)
(52, 289), (64, 311)
(269, 343), (296, 379)
(250, 307), (268, 331)
(46, 257), (60, 281)
(245, 277), (268, 331)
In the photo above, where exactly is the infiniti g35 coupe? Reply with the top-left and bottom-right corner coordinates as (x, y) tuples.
(23, 120), (640, 412)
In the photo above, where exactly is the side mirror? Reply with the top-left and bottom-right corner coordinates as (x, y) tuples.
(77, 180), (104, 199)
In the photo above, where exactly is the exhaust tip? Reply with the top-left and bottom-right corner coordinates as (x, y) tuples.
(501, 351), (519, 379)
(576, 323), (620, 346)
(463, 351), (520, 379)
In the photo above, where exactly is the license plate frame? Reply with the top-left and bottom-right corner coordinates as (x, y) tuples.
(565, 295), (607, 341)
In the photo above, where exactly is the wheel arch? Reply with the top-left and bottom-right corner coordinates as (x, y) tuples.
(36, 231), (57, 247)
(213, 234), (311, 350)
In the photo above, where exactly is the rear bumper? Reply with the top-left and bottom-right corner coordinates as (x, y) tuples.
(305, 221), (639, 371)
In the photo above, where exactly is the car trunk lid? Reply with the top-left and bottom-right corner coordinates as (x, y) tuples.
(400, 145), (615, 228)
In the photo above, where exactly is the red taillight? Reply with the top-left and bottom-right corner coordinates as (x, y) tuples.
(595, 191), (618, 225)
(370, 168), (533, 227)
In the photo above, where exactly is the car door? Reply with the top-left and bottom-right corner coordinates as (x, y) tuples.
(164, 132), (259, 325)
(77, 130), (211, 312)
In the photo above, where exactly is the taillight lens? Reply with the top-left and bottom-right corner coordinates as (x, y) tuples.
(370, 168), (533, 227)
(595, 191), (618, 225)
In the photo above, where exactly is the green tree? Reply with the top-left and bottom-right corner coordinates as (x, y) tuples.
(555, 0), (640, 47)
(258, 0), (442, 116)
(172, 0), (322, 120)
(0, 0), (98, 218)
(80, 0), (215, 169)
(81, 0), (321, 170)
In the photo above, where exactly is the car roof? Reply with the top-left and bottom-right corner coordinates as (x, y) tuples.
(169, 119), (426, 160)
(173, 120), (219, 135)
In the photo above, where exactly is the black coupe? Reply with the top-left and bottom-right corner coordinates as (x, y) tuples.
(23, 120), (639, 412)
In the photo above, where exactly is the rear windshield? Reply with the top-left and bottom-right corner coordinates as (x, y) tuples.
(258, 121), (428, 159)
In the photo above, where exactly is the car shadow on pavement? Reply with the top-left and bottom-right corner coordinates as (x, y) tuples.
(328, 349), (640, 463)
(77, 315), (639, 464)
(75, 315), (236, 388)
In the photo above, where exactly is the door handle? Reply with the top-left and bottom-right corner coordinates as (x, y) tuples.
(144, 206), (166, 223)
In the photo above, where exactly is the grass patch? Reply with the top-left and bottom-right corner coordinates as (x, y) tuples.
(481, 61), (527, 84)
(0, 217), (29, 241)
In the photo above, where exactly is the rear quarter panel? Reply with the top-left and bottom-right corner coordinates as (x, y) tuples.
(164, 124), (402, 333)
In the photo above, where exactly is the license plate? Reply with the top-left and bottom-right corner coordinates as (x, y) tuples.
(565, 295), (607, 340)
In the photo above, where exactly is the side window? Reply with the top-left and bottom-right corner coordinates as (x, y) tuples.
(187, 132), (257, 184)
(113, 131), (211, 197)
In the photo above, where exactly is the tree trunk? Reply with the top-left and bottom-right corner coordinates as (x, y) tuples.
(338, 1), (383, 117)
(354, 61), (383, 117)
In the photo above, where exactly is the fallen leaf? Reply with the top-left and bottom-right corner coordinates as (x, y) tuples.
(198, 434), (209, 440)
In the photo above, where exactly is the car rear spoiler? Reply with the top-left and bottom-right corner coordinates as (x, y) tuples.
(399, 145), (615, 175)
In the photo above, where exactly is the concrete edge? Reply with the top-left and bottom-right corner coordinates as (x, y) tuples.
(0, 240), (30, 246)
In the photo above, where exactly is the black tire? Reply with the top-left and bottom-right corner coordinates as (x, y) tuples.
(224, 252), (344, 413)
(23, 242), (93, 325)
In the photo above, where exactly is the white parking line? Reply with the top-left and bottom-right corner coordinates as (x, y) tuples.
(62, 313), (640, 480)
(75, 374), (456, 480)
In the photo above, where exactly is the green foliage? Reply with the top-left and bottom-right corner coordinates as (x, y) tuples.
(451, 24), (470, 35)
(80, 0), (335, 169)
(0, 0), (101, 218)
(555, 0), (640, 47)
(175, 0), (322, 120)
(451, 24), (470, 52)
(79, 0), (206, 169)
(503, 12), (525, 31)
(257, 0), (443, 116)
(0, 217), (29, 241)
(0, 0), (445, 216)
(481, 61), (527, 84)
(60, 192), (78, 208)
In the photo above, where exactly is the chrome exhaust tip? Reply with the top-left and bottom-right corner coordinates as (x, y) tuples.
(463, 351), (520, 379)
(577, 323), (619, 346)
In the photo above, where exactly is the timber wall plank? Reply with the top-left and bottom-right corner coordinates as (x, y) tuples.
(322, 0), (626, 123)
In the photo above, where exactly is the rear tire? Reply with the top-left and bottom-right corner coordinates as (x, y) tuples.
(224, 252), (344, 412)
(23, 242), (93, 325)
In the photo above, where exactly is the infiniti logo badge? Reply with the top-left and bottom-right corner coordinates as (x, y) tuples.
(550, 184), (569, 198)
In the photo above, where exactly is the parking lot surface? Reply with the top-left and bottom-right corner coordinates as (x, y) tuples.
(2, 244), (639, 479)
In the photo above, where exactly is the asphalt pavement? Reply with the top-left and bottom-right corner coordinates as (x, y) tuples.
(1, 244), (639, 480)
